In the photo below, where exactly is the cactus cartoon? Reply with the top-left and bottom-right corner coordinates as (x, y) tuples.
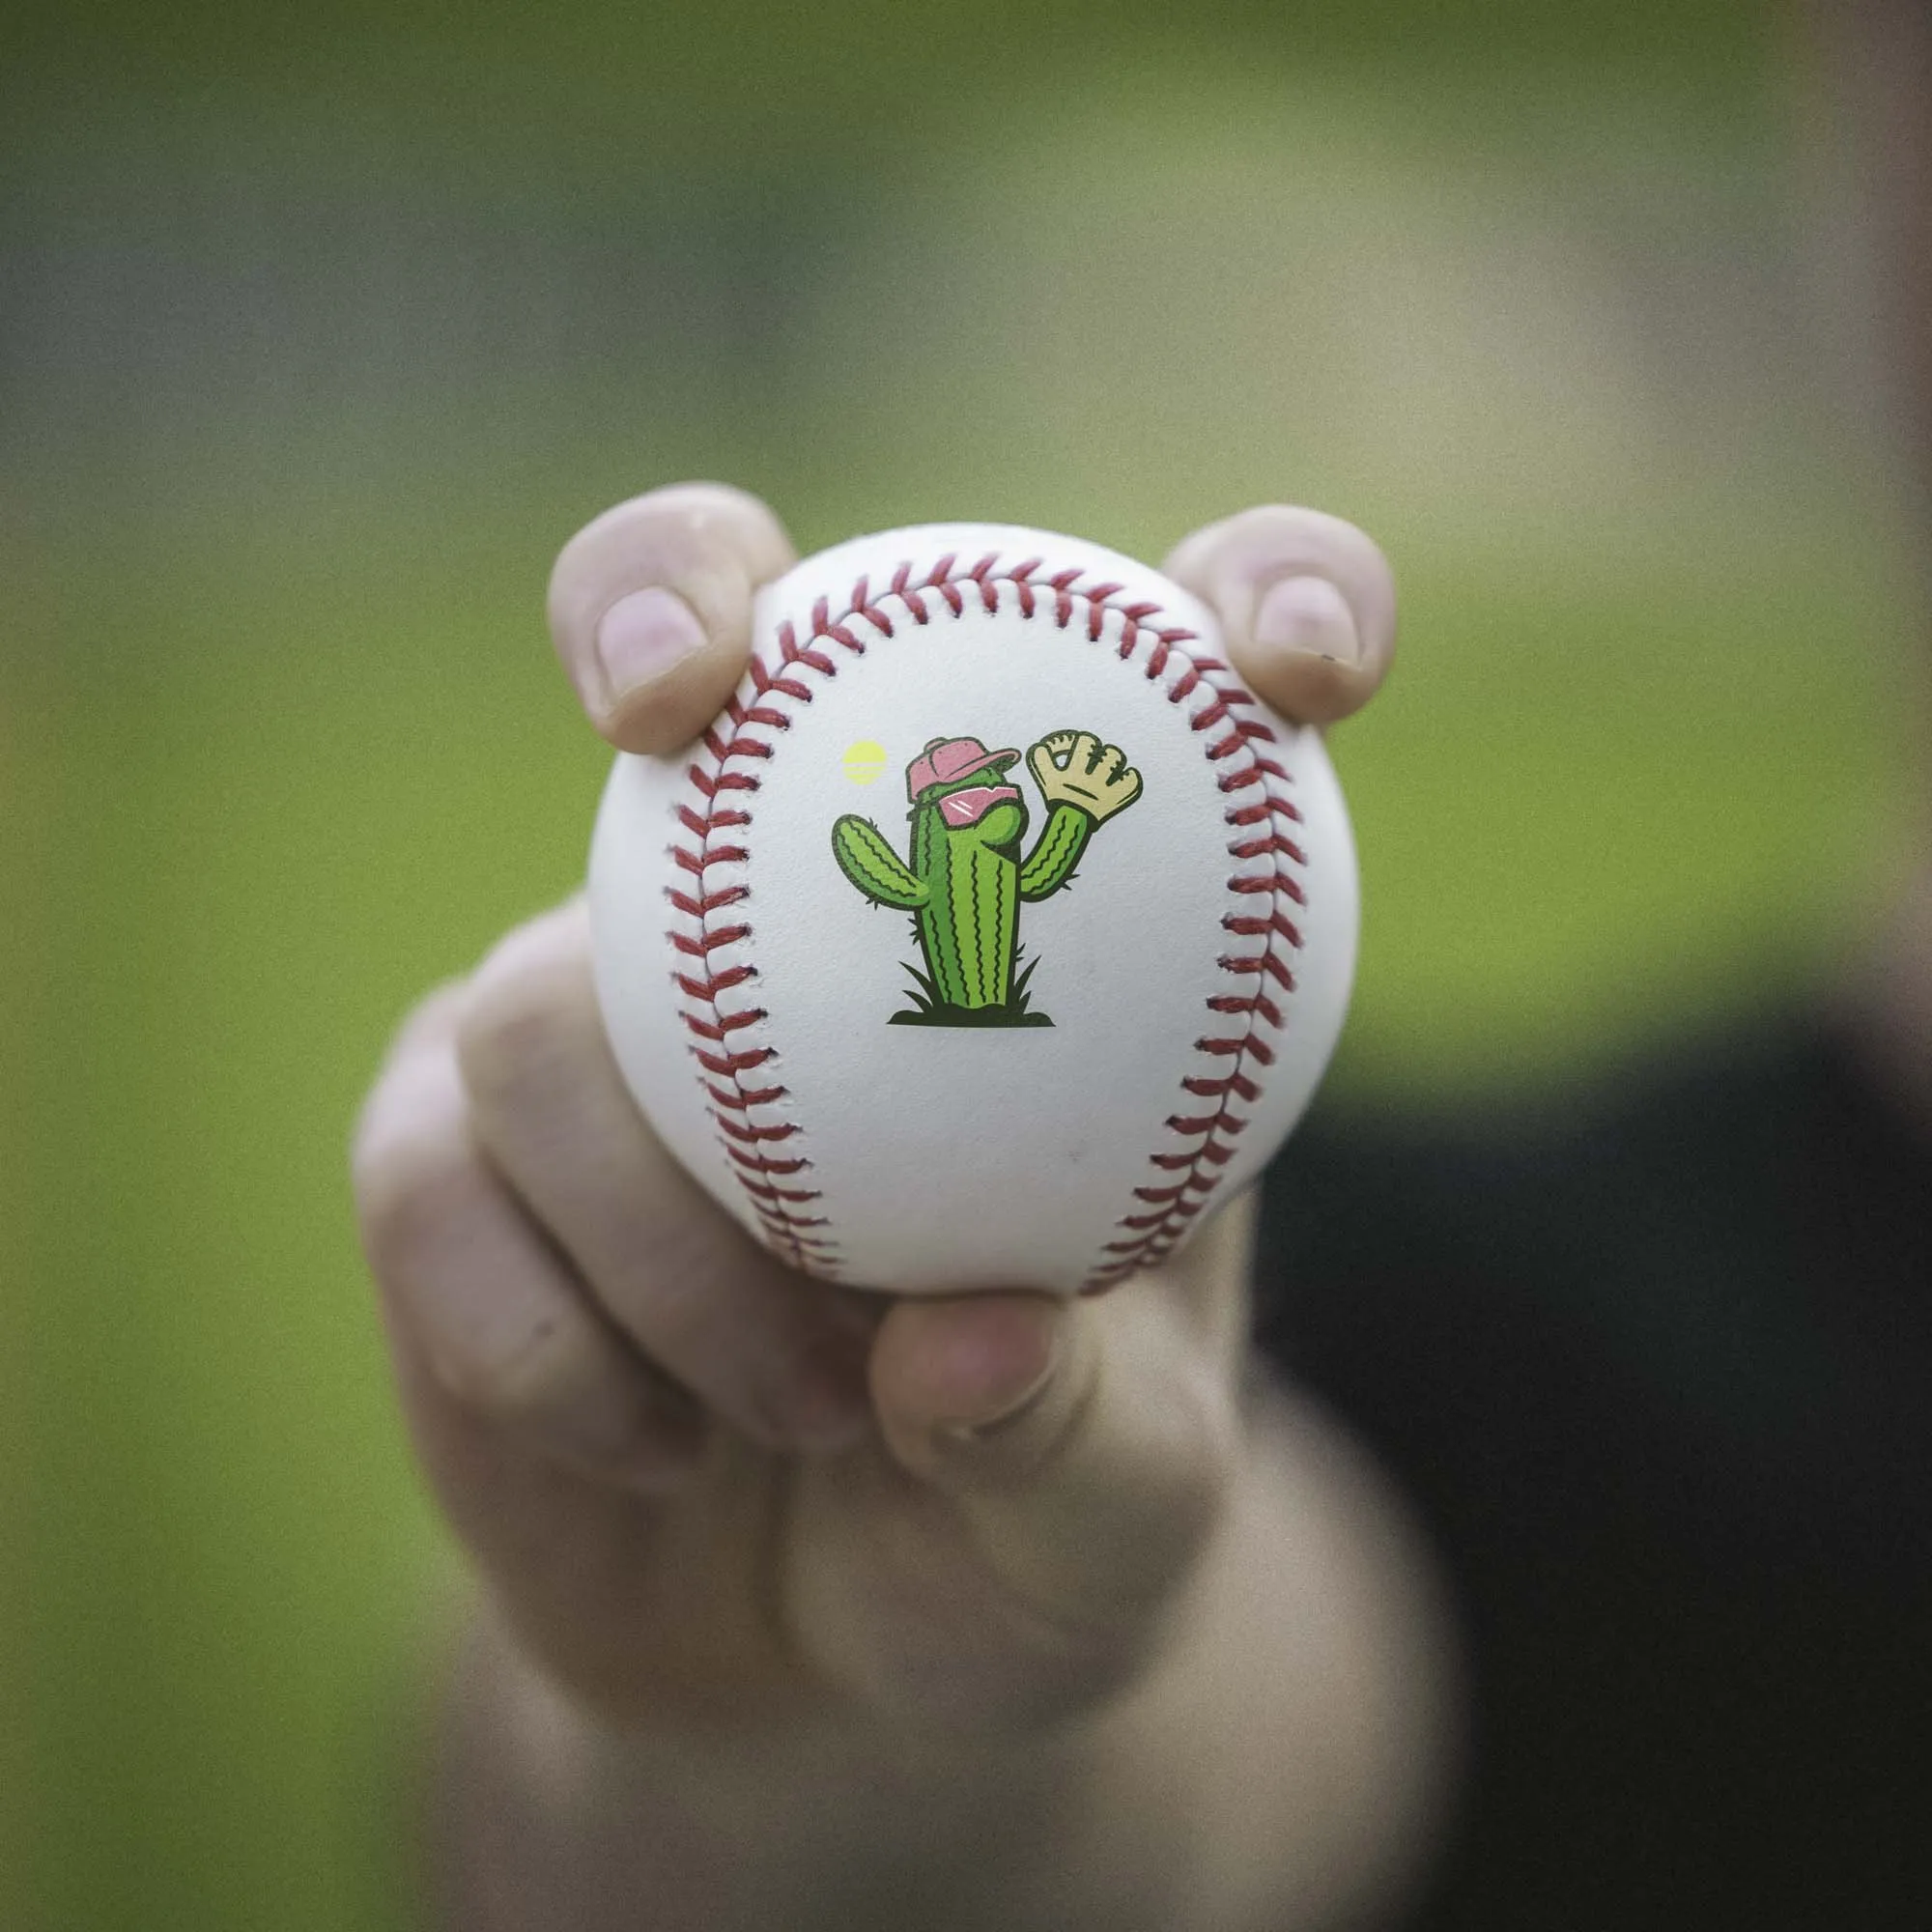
(831, 730), (1143, 1027)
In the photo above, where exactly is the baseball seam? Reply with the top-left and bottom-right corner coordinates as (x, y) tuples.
(663, 551), (1308, 1290)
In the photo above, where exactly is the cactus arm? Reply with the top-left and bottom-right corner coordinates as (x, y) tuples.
(1016, 804), (1093, 901)
(832, 816), (928, 910)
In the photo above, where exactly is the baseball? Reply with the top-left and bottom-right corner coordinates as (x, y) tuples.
(587, 523), (1359, 1295)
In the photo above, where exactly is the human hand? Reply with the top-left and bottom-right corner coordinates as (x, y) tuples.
(352, 485), (1399, 1742)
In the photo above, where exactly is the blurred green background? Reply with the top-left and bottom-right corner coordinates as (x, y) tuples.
(2, 1), (1918, 1926)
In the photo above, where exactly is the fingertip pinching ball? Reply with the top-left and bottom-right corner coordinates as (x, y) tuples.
(588, 524), (1358, 1294)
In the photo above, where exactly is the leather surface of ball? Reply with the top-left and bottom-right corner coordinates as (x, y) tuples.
(588, 523), (1358, 1294)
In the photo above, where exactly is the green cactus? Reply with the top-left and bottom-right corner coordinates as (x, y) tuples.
(831, 728), (1142, 1028)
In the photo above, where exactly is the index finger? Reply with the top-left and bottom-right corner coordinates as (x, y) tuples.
(548, 482), (798, 755)
(1162, 505), (1398, 727)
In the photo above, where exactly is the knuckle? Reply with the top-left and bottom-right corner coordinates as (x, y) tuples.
(552, 485), (789, 634)
(351, 1079), (476, 1289)
(383, 979), (467, 1062)
(454, 909), (592, 1109)
(429, 1299), (596, 1429)
(1185, 503), (1383, 592)
(635, 478), (781, 549)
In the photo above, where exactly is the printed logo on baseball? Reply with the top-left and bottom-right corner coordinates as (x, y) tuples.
(588, 523), (1359, 1295)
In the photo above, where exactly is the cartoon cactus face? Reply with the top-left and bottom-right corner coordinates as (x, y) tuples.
(831, 730), (1143, 1027)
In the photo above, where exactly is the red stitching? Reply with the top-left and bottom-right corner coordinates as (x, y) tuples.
(667, 550), (1311, 1288)
(668, 734), (834, 1264)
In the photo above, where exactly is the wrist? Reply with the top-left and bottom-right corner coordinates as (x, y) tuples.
(439, 1602), (1123, 1932)
(434, 1386), (1453, 1932)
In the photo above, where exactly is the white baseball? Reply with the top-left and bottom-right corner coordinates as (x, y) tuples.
(588, 523), (1358, 1295)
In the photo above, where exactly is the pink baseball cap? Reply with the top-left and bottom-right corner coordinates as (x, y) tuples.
(905, 735), (1021, 802)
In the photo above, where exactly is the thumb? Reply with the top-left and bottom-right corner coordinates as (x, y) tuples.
(1161, 504), (1396, 728)
(870, 1268), (1238, 1655)
(547, 481), (796, 755)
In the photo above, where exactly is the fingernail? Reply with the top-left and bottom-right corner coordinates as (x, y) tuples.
(1253, 575), (1359, 666)
(935, 1307), (1065, 1445)
(594, 586), (706, 705)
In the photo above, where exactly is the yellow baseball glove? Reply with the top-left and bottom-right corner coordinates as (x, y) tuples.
(1027, 729), (1143, 823)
